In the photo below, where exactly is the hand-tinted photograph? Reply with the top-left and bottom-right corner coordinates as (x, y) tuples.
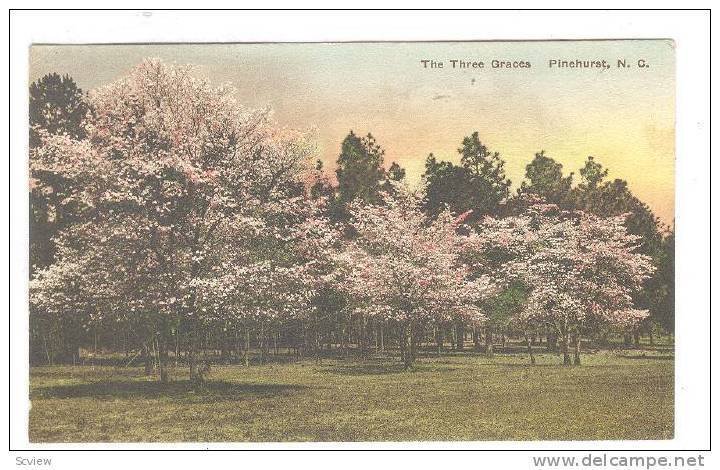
(28, 40), (675, 442)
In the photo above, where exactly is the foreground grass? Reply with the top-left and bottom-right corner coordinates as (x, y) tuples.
(29, 349), (673, 442)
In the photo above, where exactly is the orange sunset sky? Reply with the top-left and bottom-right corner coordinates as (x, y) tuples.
(30, 41), (675, 224)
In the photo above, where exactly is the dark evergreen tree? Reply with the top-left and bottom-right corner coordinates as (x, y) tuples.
(336, 131), (387, 206)
(30, 73), (89, 273)
(577, 155), (608, 190)
(518, 150), (573, 207)
(572, 156), (672, 333)
(387, 162), (406, 182)
(29, 73), (90, 364)
(423, 132), (511, 221)
(573, 157), (662, 255)
(29, 73), (88, 148)
(333, 131), (405, 220)
(647, 230), (675, 333)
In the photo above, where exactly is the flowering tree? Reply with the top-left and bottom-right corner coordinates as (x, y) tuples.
(191, 197), (341, 364)
(474, 203), (656, 365)
(30, 59), (317, 381)
(338, 184), (495, 368)
(29, 58), (662, 380)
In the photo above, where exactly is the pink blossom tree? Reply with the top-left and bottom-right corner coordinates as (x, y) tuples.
(475, 203), (656, 365)
(338, 184), (495, 368)
(190, 198), (341, 365)
(30, 59), (318, 381)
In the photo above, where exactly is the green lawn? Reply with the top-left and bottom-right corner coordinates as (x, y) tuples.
(29, 349), (673, 442)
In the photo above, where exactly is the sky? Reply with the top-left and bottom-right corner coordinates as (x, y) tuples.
(30, 41), (675, 224)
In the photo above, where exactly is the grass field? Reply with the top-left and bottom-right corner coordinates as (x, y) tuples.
(29, 348), (674, 442)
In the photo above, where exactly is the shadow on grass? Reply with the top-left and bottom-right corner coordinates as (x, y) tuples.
(603, 345), (675, 353)
(619, 354), (674, 361)
(32, 380), (309, 403)
(416, 350), (491, 358)
(322, 363), (407, 376)
(321, 361), (460, 376)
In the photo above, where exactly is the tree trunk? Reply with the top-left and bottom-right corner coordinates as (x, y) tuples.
(189, 324), (200, 382)
(233, 330), (240, 363)
(410, 323), (418, 365)
(158, 335), (169, 383)
(473, 326), (481, 352)
(359, 315), (367, 358)
(399, 324), (408, 368)
(220, 324), (229, 364)
(401, 322), (415, 369)
(143, 341), (153, 375)
(573, 333), (581, 366)
(562, 333), (571, 365)
(260, 323), (267, 365)
(340, 324), (347, 357)
(42, 333), (52, 365)
(546, 333), (557, 352)
(314, 316), (322, 364)
(174, 326), (180, 367)
(435, 324), (443, 356)
(244, 327), (250, 367)
(455, 321), (464, 351)
(485, 327), (494, 358)
(524, 332), (536, 365)
(380, 321), (385, 354)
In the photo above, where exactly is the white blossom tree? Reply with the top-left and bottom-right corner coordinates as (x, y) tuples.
(338, 184), (495, 368)
(473, 203), (656, 365)
(191, 197), (341, 365)
(30, 59), (318, 381)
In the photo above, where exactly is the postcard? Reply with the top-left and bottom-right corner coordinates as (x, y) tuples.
(25, 39), (677, 444)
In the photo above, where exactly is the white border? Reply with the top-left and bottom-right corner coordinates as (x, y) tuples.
(3, 7), (712, 466)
